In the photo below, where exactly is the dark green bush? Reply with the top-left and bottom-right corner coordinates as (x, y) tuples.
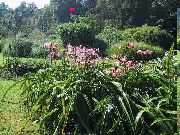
(107, 41), (165, 61)
(122, 25), (173, 50)
(3, 38), (34, 57)
(56, 22), (94, 47)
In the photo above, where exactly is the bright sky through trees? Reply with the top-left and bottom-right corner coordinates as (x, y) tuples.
(0, 0), (50, 9)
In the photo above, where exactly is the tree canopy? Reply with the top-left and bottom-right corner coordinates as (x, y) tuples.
(0, 0), (179, 37)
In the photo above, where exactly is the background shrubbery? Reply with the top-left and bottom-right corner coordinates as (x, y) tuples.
(56, 22), (94, 47)
(177, 38), (180, 50)
(122, 25), (173, 50)
(96, 24), (123, 45)
(0, 39), (5, 53)
(0, 57), (50, 78)
(3, 38), (33, 58)
(107, 41), (165, 61)
(96, 24), (173, 51)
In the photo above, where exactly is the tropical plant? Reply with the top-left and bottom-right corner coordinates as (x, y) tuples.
(11, 45), (176, 134)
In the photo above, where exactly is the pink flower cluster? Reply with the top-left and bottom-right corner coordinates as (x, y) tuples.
(104, 67), (123, 78)
(66, 44), (99, 65)
(43, 42), (61, 58)
(128, 43), (136, 49)
(43, 43), (58, 50)
(116, 56), (138, 68)
(137, 50), (153, 55)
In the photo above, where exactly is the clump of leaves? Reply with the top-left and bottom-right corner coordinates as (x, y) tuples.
(3, 45), (176, 134)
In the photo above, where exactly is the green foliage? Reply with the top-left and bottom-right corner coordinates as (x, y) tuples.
(56, 22), (94, 47)
(177, 38), (180, 50)
(107, 41), (165, 61)
(0, 26), (7, 39)
(0, 39), (6, 52)
(96, 24), (123, 45)
(3, 38), (33, 58)
(79, 13), (104, 35)
(15, 48), (177, 134)
(122, 25), (173, 50)
(0, 57), (50, 78)
(31, 45), (48, 58)
(0, 80), (40, 134)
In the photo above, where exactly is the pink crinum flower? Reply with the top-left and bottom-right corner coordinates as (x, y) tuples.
(104, 67), (123, 78)
(66, 44), (100, 66)
(137, 50), (153, 55)
(128, 43), (136, 49)
(43, 42), (60, 59)
(116, 56), (138, 68)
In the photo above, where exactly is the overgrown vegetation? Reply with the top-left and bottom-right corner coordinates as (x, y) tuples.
(4, 44), (174, 134)
(0, 0), (178, 134)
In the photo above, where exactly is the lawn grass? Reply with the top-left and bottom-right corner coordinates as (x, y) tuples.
(0, 80), (40, 134)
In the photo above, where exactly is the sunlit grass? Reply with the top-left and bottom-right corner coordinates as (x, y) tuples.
(0, 80), (40, 134)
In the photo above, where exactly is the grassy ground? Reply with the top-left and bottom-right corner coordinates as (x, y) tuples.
(0, 53), (40, 134)
(0, 80), (40, 134)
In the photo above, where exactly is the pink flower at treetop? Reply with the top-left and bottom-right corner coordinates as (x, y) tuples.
(69, 7), (76, 12)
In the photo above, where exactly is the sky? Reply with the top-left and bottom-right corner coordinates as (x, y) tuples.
(0, 0), (50, 9)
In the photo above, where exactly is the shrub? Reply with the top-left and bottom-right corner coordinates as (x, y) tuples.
(3, 38), (34, 58)
(79, 13), (103, 35)
(56, 22), (94, 47)
(122, 25), (173, 50)
(107, 41), (165, 61)
(96, 25), (123, 45)
(177, 38), (180, 50)
(1, 57), (50, 77)
(31, 45), (48, 58)
(0, 39), (6, 52)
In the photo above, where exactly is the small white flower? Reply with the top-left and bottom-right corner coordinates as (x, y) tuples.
(107, 103), (114, 112)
